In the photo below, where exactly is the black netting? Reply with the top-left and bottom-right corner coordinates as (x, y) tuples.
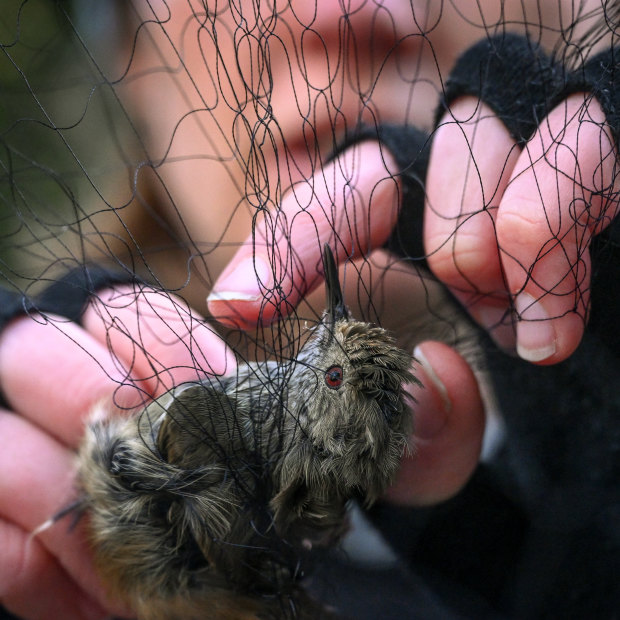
(1, 1), (619, 618)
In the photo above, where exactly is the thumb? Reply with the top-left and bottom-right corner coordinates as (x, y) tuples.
(385, 341), (485, 506)
(207, 141), (400, 328)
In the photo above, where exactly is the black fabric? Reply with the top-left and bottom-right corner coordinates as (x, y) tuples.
(369, 465), (526, 617)
(436, 33), (567, 143)
(33, 265), (141, 324)
(566, 47), (620, 152)
(310, 545), (502, 619)
(0, 264), (140, 333)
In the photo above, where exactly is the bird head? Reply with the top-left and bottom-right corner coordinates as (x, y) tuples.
(289, 245), (417, 501)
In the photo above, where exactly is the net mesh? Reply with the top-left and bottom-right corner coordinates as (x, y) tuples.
(1, 1), (619, 618)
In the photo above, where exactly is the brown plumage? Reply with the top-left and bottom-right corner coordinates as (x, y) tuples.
(78, 245), (418, 619)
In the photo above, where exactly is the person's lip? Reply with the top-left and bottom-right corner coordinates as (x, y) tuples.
(280, 104), (363, 155)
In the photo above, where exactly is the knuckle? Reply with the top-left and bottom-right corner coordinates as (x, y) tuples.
(496, 197), (552, 250)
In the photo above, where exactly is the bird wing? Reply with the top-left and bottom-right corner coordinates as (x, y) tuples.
(156, 380), (246, 469)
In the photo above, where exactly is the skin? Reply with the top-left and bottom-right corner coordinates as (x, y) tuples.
(0, 0), (616, 617)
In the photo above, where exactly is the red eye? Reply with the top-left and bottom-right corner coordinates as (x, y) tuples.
(324, 365), (344, 389)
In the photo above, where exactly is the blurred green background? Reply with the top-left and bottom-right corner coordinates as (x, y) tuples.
(0, 0), (135, 295)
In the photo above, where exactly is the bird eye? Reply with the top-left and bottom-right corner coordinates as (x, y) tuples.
(324, 365), (344, 389)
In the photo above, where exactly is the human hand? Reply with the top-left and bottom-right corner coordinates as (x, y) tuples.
(425, 93), (618, 364)
(0, 285), (234, 619)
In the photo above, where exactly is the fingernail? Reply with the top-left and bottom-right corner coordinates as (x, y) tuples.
(412, 346), (451, 438)
(515, 292), (556, 362)
(207, 256), (272, 304)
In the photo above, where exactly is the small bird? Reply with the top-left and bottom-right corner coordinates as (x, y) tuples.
(78, 245), (417, 619)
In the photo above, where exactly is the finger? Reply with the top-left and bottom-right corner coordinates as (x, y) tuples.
(0, 316), (144, 448)
(425, 97), (521, 351)
(0, 520), (109, 620)
(385, 341), (485, 506)
(497, 93), (619, 363)
(0, 410), (131, 617)
(82, 285), (236, 396)
(207, 141), (400, 328)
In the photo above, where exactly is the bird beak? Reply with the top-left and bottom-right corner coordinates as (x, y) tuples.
(323, 244), (349, 323)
